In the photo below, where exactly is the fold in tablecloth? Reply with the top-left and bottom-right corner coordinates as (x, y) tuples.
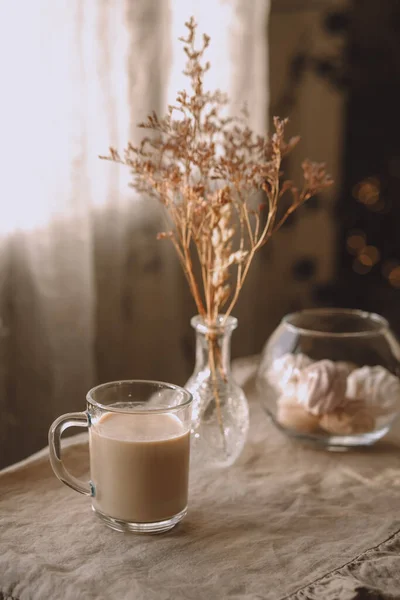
(1, 357), (400, 600)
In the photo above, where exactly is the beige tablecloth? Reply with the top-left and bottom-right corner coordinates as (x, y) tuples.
(1, 357), (400, 600)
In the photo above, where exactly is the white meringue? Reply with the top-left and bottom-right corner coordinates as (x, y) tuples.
(346, 365), (400, 415)
(336, 361), (357, 376)
(277, 403), (320, 434)
(319, 399), (375, 435)
(277, 394), (299, 408)
(267, 353), (313, 395)
(297, 360), (348, 416)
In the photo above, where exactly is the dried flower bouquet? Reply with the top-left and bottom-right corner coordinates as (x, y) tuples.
(101, 17), (332, 462)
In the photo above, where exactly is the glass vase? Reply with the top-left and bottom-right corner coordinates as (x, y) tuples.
(256, 309), (400, 449)
(185, 315), (249, 468)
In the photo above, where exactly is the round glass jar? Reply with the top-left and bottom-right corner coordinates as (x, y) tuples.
(257, 309), (400, 448)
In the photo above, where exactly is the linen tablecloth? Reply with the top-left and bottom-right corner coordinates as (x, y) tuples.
(1, 357), (400, 600)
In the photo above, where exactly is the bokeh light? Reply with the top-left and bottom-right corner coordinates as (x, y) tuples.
(382, 260), (399, 279)
(352, 258), (372, 275)
(358, 245), (380, 266)
(388, 266), (400, 289)
(352, 177), (380, 206)
(382, 260), (400, 288)
(348, 227), (381, 275)
(346, 230), (366, 255)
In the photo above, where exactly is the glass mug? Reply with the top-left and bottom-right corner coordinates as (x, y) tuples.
(49, 380), (192, 533)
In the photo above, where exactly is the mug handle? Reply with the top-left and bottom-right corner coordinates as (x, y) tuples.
(48, 412), (93, 496)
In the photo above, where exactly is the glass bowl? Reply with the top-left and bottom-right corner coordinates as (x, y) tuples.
(257, 309), (400, 448)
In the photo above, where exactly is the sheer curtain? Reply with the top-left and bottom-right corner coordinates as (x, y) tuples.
(0, 0), (270, 468)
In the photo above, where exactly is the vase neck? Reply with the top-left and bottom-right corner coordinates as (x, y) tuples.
(191, 315), (237, 375)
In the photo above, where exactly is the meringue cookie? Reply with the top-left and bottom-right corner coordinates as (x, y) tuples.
(346, 365), (400, 415)
(277, 403), (320, 434)
(277, 394), (299, 408)
(319, 399), (375, 435)
(297, 360), (348, 416)
(267, 353), (313, 394)
(336, 361), (357, 376)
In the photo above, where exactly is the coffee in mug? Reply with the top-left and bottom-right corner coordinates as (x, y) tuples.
(49, 380), (192, 533)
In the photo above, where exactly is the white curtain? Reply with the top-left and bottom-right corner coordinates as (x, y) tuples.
(0, 0), (270, 468)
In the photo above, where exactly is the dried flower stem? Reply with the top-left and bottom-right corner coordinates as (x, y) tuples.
(208, 334), (227, 451)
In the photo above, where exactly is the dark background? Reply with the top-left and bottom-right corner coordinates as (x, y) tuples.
(270, 0), (400, 332)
